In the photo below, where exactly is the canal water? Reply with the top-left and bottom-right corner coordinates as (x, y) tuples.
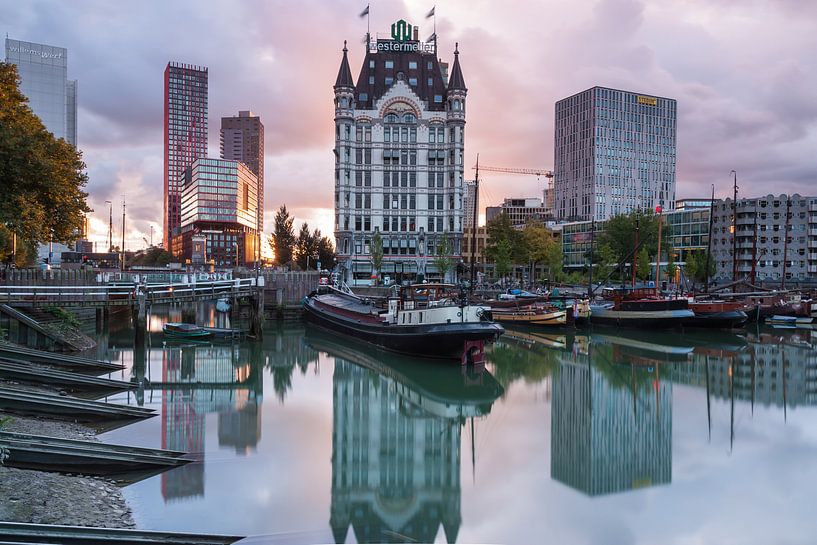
(94, 304), (817, 544)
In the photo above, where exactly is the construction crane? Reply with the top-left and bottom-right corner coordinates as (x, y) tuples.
(464, 160), (556, 288)
(473, 165), (554, 179)
(471, 163), (556, 213)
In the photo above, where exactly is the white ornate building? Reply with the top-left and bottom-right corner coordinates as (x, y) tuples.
(333, 25), (467, 284)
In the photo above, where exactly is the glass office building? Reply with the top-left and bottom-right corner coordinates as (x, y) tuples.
(554, 86), (677, 222)
(164, 62), (208, 250)
(176, 158), (259, 268)
(561, 207), (710, 271)
(5, 38), (77, 146)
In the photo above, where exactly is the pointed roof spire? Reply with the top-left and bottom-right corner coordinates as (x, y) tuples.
(334, 40), (354, 89)
(448, 42), (466, 92)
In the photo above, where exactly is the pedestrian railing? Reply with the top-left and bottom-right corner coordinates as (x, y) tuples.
(0, 277), (261, 307)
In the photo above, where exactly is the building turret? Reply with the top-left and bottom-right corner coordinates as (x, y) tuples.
(446, 43), (467, 121)
(334, 41), (355, 119)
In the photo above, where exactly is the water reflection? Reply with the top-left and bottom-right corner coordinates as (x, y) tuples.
(305, 327), (503, 544)
(499, 326), (817, 500)
(549, 339), (672, 496)
(158, 345), (263, 501)
(91, 309), (817, 541)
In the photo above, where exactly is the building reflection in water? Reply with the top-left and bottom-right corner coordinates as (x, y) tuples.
(158, 343), (263, 502)
(670, 330), (817, 409)
(546, 327), (817, 498)
(550, 336), (672, 497)
(307, 328), (503, 544)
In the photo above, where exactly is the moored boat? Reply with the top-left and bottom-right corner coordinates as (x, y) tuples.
(766, 315), (817, 328)
(162, 323), (212, 339)
(685, 300), (748, 329)
(590, 287), (694, 329)
(303, 284), (504, 364)
(492, 306), (567, 327)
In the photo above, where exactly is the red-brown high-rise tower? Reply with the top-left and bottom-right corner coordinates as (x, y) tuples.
(163, 62), (208, 251)
(220, 111), (264, 232)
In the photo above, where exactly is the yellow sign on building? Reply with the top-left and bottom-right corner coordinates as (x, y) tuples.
(637, 95), (658, 106)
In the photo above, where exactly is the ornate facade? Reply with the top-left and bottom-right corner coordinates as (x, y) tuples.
(333, 28), (467, 284)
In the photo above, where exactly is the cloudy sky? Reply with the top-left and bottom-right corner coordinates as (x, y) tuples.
(4, 0), (817, 251)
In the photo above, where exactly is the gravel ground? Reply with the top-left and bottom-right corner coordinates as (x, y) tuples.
(1, 414), (96, 440)
(0, 466), (135, 528)
(0, 412), (136, 528)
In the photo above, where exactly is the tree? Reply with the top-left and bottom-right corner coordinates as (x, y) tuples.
(665, 246), (677, 283)
(0, 63), (90, 261)
(636, 247), (651, 281)
(370, 231), (384, 281)
(685, 250), (714, 285)
(597, 210), (672, 270)
(434, 231), (453, 281)
(522, 223), (563, 283)
(494, 239), (513, 280)
(485, 213), (527, 280)
(316, 236), (336, 271)
(0, 226), (36, 267)
(295, 222), (321, 270)
(129, 246), (172, 267)
(269, 205), (296, 267)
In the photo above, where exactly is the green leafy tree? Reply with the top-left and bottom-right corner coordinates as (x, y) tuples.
(370, 231), (384, 281)
(522, 223), (564, 283)
(685, 250), (715, 284)
(494, 239), (513, 279)
(485, 213), (529, 283)
(597, 210), (672, 269)
(129, 246), (172, 267)
(434, 231), (453, 281)
(665, 245), (677, 283)
(595, 243), (620, 282)
(0, 227), (36, 267)
(636, 247), (651, 281)
(0, 63), (90, 263)
(269, 205), (296, 267)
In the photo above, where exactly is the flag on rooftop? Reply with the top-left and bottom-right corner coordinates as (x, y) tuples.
(426, 6), (435, 18)
(359, 5), (369, 18)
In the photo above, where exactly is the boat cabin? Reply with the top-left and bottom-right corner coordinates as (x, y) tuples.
(392, 283), (463, 310)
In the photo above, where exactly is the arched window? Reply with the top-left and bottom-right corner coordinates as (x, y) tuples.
(402, 113), (417, 124)
(385, 113), (399, 123)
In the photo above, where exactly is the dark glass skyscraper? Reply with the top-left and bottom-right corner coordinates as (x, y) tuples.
(164, 62), (208, 250)
(554, 86), (677, 221)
